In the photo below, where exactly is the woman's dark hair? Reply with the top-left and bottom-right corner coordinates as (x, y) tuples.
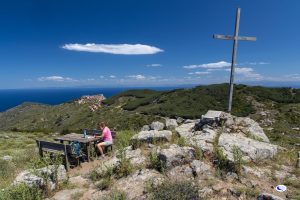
(98, 121), (106, 128)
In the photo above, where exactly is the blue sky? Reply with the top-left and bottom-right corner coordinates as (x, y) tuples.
(0, 0), (299, 89)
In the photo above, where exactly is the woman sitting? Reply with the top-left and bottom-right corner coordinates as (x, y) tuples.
(95, 122), (113, 159)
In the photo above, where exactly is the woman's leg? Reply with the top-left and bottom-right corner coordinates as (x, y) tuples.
(97, 142), (106, 156)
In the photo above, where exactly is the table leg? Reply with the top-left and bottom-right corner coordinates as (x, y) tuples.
(86, 143), (90, 162)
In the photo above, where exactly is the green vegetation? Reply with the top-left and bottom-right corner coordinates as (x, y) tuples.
(0, 183), (43, 200)
(232, 145), (244, 175)
(147, 180), (201, 200)
(1, 84), (300, 135)
(148, 151), (165, 173)
(113, 150), (133, 179)
(101, 190), (127, 200)
(71, 191), (84, 200)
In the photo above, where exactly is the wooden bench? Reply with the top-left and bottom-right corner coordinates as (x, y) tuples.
(36, 140), (81, 171)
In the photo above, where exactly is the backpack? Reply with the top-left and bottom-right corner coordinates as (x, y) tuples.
(70, 141), (81, 156)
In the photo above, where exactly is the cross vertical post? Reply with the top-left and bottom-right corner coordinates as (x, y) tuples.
(213, 8), (256, 113)
(228, 8), (240, 113)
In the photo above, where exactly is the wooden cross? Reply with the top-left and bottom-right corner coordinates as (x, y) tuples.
(213, 8), (256, 113)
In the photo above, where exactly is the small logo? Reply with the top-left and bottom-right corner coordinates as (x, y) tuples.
(275, 185), (287, 192)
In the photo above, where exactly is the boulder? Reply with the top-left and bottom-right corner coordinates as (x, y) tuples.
(13, 165), (67, 190)
(218, 133), (278, 162)
(131, 130), (172, 144)
(190, 160), (212, 176)
(165, 118), (178, 129)
(113, 169), (164, 200)
(14, 170), (44, 188)
(141, 125), (150, 131)
(235, 117), (269, 143)
(176, 117), (184, 124)
(150, 121), (165, 131)
(257, 193), (284, 200)
(175, 123), (195, 138)
(167, 165), (194, 180)
(186, 128), (217, 152)
(124, 146), (146, 166)
(157, 144), (195, 169)
(2, 155), (13, 161)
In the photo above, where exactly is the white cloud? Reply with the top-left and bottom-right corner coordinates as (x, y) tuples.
(38, 76), (75, 82)
(188, 71), (211, 75)
(285, 74), (300, 80)
(147, 64), (162, 67)
(127, 75), (146, 80)
(183, 61), (231, 69)
(62, 43), (163, 55)
(226, 67), (263, 80)
(109, 75), (116, 78)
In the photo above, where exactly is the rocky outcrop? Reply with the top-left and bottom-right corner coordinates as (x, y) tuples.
(175, 123), (195, 138)
(157, 144), (195, 169)
(113, 169), (164, 200)
(131, 130), (172, 144)
(140, 125), (150, 131)
(218, 133), (278, 162)
(257, 193), (284, 200)
(190, 160), (212, 176)
(187, 128), (217, 152)
(124, 146), (146, 166)
(150, 121), (165, 131)
(165, 118), (178, 129)
(222, 113), (269, 143)
(14, 165), (67, 191)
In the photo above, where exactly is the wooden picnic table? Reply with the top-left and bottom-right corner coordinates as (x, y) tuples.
(54, 133), (102, 162)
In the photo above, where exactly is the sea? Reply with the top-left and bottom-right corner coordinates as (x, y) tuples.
(0, 87), (183, 112)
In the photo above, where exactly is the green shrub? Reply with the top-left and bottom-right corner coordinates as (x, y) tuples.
(193, 146), (203, 160)
(113, 150), (133, 179)
(148, 152), (165, 173)
(96, 176), (113, 190)
(0, 183), (43, 200)
(102, 189), (127, 200)
(232, 145), (244, 174)
(114, 130), (136, 150)
(0, 160), (16, 188)
(147, 180), (201, 200)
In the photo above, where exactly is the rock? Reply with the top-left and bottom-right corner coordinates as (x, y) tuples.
(141, 125), (150, 131)
(13, 165), (67, 190)
(226, 172), (238, 181)
(176, 117), (184, 124)
(95, 156), (119, 175)
(184, 119), (200, 124)
(175, 123), (195, 138)
(186, 128), (217, 152)
(131, 130), (172, 144)
(199, 187), (213, 197)
(14, 170), (44, 188)
(167, 165), (194, 180)
(235, 117), (269, 143)
(196, 110), (223, 130)
(69, 176), (89, 188)
(228, 188), (242, 197)
(165, 118), (178, 129)
(4, 135), (9, 139)
(157, 144), (195, 169)
(242, 166), (270, 178)
(2, 155), (13, 161)
(49, 188), (85, 200)
(150, 121), (165, 131)
(124, 146), (146, 166)
(190, 160), (211, 176)
(212, 183), (224, 192)
(257, 193), (284, 200)
(113, 169), (164, 200)
(218, 133), (278, 162)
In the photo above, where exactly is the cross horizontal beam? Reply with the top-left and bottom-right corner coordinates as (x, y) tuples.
(213, 34), (257, 41)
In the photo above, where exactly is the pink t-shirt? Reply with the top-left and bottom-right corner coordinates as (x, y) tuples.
(102, 127), (112, 142)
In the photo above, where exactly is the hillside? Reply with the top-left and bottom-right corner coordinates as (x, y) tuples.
(0, 84), (299, 146)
